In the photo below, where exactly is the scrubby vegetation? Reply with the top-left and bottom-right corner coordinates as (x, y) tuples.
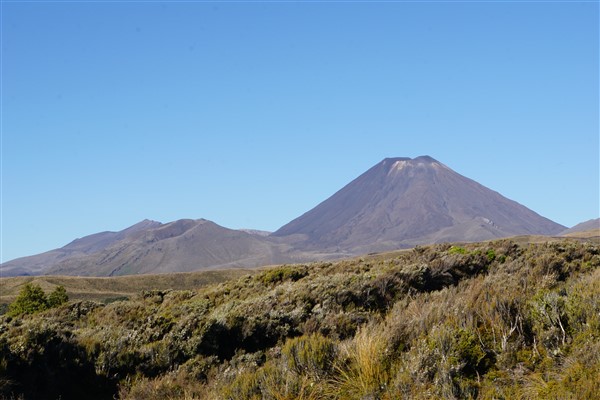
(1, 239), (599, 399)
(6, 283), (68, 317)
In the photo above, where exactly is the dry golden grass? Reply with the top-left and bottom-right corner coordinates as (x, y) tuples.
(0, 269), (256, 305)
(562, 229), (600, 240)
(332, 323), (391, 399)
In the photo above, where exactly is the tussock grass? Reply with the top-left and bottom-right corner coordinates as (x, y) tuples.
(331, 323), (391, 399)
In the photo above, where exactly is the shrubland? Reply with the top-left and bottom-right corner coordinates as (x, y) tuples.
(1, 239), (599, 399)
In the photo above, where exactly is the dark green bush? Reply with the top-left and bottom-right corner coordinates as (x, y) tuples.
(7, 283), (49, 317)
(47, 286), (69, 308)
(454, 328), (494, 377)
(260, 266), (308, 285)
(7, 284), (70, 318)
(0, 323), (116, 400)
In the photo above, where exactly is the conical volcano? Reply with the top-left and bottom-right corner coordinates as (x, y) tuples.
(273, 156), (565, 252)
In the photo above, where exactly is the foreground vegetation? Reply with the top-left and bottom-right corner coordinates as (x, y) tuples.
(1, 239), (599, 399)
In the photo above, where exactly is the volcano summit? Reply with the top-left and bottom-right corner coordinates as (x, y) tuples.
(273, 156), (565, 253)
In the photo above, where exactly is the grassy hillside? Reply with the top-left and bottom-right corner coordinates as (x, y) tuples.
(561, 228), (600, 240)
(1, 238), (599, 399)
(0, 269), (258, 307)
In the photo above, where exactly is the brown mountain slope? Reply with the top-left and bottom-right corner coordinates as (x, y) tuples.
(560, 218), (600, 235)
(0, 220), (161, 276)
(272, 156), (565, 253)
(43, 219), (295, 276)
(1, 219), (302, 277)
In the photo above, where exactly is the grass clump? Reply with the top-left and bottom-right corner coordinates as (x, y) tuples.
(282, 333), (336, 379)
(333, 323), (392, 399)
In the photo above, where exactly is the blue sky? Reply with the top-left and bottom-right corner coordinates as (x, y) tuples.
(2, 1), (598, 262)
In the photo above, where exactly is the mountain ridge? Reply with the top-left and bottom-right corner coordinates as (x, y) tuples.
(41, 219), (299, 276)
(560, 218), (600, 235)
(2, 156), (576, 277)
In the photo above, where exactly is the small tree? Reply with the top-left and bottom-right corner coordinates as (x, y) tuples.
(7, 283), (48, 317)
(47, 285), (69, 307)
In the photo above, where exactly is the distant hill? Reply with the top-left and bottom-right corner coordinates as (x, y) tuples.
(0, 220), (160, 276)
(561, 218), (600, 235)
(273, 156), (565, 253)
(1, 219), (301, 277)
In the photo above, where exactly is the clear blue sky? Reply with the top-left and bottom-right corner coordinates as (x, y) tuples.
(2, 1), (598, 262)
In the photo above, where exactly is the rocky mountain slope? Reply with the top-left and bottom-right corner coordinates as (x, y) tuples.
(273, 156), (565, 253)
(2, 220), (299, 277)
(0, 220), (161, 276)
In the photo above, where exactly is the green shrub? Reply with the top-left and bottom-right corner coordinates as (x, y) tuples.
(48, 286), (69, 308)
(449, 246), (467, 255)
(7, 284), (70, 318)
(221, 368), (261, 400)
(261, 266), (308, 285)
(7, 283), (49, 317)
(454, 328), (492, 377)
(282, 334), (336, 379)
(529, 290), (569, 351)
